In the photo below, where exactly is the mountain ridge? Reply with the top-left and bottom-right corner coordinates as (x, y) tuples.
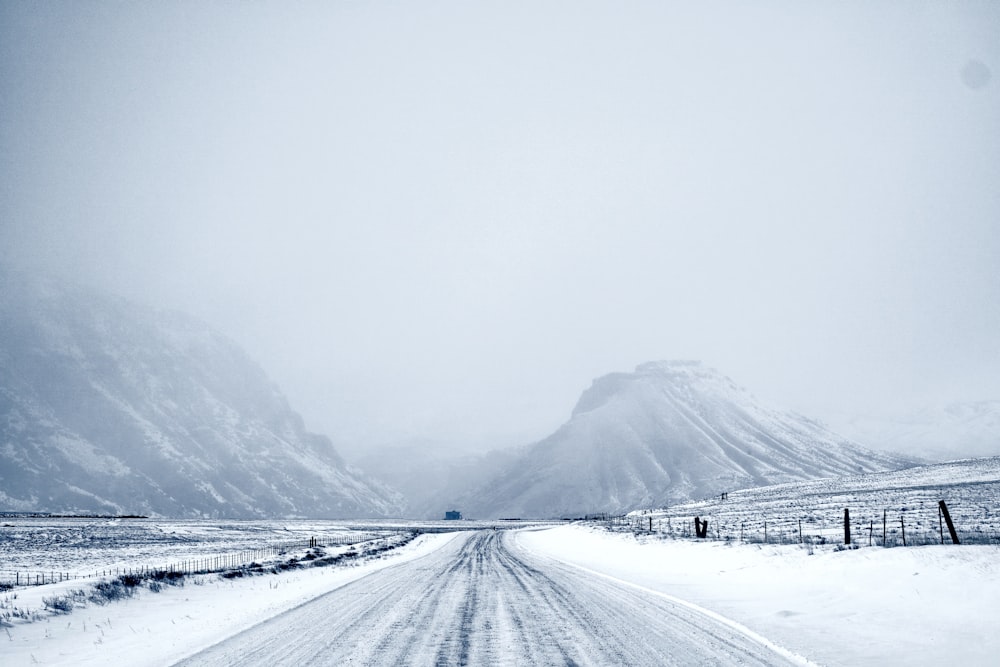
(453, 361), (915, 519)
(0, 269), (402, 518)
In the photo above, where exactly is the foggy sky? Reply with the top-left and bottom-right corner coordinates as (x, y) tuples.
(2, 1), (998, 454)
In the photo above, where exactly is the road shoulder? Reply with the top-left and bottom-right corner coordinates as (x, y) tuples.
(4, 532), (463, 667)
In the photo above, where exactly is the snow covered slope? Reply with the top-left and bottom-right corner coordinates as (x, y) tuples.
(0, 270), (402, 518)
(632, 455), (1000, 546)
(460, 361), (914, 518)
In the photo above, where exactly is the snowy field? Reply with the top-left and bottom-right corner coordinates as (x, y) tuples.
(519, 524), (1000, 666)
(624, 457), (1000, 546)
(2, 530), (465, 666)
(1, 519), (998, 665)
(2, 459), (998, 666)
(0, 518), (395, 583)
(0, 517), (551, 586)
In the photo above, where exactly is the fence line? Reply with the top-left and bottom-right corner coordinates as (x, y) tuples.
(0, 530), (389, 590)
(605, 501), (998, 548)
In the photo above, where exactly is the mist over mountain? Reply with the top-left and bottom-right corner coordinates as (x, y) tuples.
(837, 401), (1000, 462)
(453, 361), (915, 519)
(0, 270), (402, 518)
(349, 439), (523, 520)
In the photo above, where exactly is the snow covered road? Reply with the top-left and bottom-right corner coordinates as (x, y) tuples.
(174, 529), (800, 666)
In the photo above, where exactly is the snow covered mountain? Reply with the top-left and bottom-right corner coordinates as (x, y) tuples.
(837, 401), (1000, 461)
(458, 361), (914, 519)
(0, 270), (402, 518)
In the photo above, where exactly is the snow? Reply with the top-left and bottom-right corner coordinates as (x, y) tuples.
(0, 273), (405, 519)
(459, 361), (911, 519)
(4, 519), (999, 665)
(2, 532), (462, 666)
(632, 456), (1000, 547)
(170, 530), (799, 666)
(517, 524), (1000, 666)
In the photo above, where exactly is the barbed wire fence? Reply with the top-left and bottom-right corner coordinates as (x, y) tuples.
(603, 499), (999, 548)
(0, 530), (390, 590)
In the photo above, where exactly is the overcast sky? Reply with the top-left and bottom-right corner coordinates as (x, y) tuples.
(2, 1), (998, 454)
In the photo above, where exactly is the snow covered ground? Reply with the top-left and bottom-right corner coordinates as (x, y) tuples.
(3, 517), (998, 665)
(173, 530), (799, 666)
(0, 518), (405, 581)
(3, 531), (463, 666)
(0, 517), (537, 583)
(626, 456), (1000, 547)
(518, 524), (1000, 666)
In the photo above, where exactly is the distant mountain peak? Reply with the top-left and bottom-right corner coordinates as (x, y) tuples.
(573, 360), (743, 417)
(462, 361), (915, 519)
(635, 359), (704, 373)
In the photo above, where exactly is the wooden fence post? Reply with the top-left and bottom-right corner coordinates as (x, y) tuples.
(939, 500), (960, 545)
(844, 508), (851, 545)
(901, 515), (906, 546)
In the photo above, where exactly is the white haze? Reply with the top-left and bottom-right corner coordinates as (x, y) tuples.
(1, 1), (998, 455)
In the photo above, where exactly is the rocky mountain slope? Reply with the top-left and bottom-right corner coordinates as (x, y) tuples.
(0, 270), (402, 518)
(457, 361), (914, 519)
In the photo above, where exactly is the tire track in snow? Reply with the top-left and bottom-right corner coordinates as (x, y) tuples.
(174, 529), (801, 666)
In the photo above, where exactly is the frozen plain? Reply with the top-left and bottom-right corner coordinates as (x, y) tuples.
(5, 459), (1000, 666)
(3, 519), (998, 666)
